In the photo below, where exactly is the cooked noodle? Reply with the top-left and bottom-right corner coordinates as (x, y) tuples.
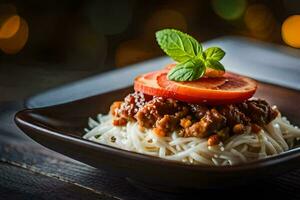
(83, 108), (300, 166)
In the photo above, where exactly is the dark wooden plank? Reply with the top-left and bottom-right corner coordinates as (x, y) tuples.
(0, 134), (151, 200)
(0, 147), (298, 200)
(0, 162), (115, 200)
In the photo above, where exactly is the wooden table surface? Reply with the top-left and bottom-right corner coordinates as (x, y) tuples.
(1, 37), (300, 200)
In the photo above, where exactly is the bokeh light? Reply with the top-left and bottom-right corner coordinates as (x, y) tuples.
(212, 0), (247, 20)
(144, 9), (187, 38)
(115, 39), (156, 67)
(0, 17), (28, 54)
(115, 9), (188, 67)
(244, 4), (276, 39)
(0, 15), (20, 39)
(282, 15), (300, 48)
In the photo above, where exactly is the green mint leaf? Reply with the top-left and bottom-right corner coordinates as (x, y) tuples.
(156, 29), (227, 82)
(204, 47), (225, 61)
(205, 59), (225, 71)
(156, 29), (202, 63)
(167, 58), (205, 81)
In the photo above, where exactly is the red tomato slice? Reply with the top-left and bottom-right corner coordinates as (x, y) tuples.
(134, 70), (174, 98)
(134, 70), (257, 104)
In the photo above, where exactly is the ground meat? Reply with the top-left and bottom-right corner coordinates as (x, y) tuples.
(216, 99), (277, 136)
(188, 104), (208, 119)
(110, 101), (122, 116)
(135, 97), (190, 132)
(180, 118), (192, 128)
(207, 134), (221, 146)
(238, 99), (278, 125)
(110, 92), (277, 139)
(156, 115), (179, 134)
(112, 118), (127, 126)
(218, 104), (250, 127)
(181, 108), (226, 138)
(232, 123), (246, 134)
(115, 92), (152, 121)
(251, 123), (261, 133)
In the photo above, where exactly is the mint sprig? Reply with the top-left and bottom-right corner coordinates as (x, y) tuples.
(156, 29), (202, 63)
(203, 47), (225, 61)
(168, 58), (205, 81)
(155, 29), (226, 82)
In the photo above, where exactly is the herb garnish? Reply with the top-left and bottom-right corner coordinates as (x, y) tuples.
(156, 29), (226, 81)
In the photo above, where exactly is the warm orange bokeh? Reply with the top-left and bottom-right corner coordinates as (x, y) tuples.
(0, 15), (20, 39)
(116, 9), (188, 67)
(0, 17), (29, 54)
(244, 4), (276, 39)
(115, 39), (156, 67)
(144, 9), (187, 38)
(282, 15), (300, 48)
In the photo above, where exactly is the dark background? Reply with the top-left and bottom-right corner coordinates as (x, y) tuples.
(0, 0), (299, 100)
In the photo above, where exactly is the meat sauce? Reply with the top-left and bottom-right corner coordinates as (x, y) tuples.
(111, 92), (277, 145)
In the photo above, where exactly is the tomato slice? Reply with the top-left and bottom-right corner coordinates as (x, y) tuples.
(134, 70), (174, 98)
(134, 70), (257, 104)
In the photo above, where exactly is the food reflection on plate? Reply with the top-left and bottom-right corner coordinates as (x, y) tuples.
(83, 29), (300, 166)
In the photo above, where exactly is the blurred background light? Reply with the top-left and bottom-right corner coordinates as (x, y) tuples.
(0, 1), (299, 73)
(0, 15), (20, 39)
(282, 15), (300, 48)
(115, 39), (155, 67)
(144, 9), (188, 37)
(212, 0), (247, 20)
(143, 8), (188, 51)
(115, 8), (188, 67)
(0, 3), (29, 54)
(0, 17), (28, 54)
(244, 4), (276, 39)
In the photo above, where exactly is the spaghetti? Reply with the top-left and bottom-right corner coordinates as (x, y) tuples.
(83, 107), (300, 166)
